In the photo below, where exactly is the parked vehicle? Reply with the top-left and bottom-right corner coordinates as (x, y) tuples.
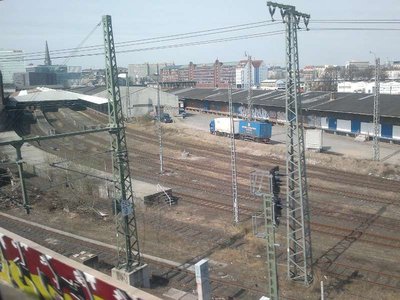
(209, 117), (240, 136)
(238, 120), (272, 143)
(210, 118), (272, 143)
(159, 113), (173, 123)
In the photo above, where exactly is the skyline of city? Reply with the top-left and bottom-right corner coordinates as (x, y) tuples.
(1, 0), (399, 69)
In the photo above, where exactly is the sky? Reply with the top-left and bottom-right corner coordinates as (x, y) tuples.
(0, 0), (399, 69)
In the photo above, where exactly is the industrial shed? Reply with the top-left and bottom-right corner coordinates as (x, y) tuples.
(73, 86), (179, 118)
(7, 86), (179, 119)
(173, 88), (400, 142)
(7, 87), (105, 112)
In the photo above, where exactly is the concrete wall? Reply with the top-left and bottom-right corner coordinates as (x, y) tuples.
(0, 227), (161, 300)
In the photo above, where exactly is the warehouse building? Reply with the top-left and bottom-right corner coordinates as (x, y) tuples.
(174, 88), (400, 142)
(7, 86), (179, 119)
(77, 86), (179, 118)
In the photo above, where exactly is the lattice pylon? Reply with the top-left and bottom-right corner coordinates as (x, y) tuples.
(103, 15), (141, 270)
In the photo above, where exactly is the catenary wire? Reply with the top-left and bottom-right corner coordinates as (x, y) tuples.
(0, 30), (287, 63)
(1, 18), (399, 61)
(0, 20), (276, 59)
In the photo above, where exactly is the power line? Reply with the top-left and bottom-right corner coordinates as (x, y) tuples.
(0, 30), (286, 63)
(2, 18), (399, 61)
(311, 27), (400, 31)
(311, 19), (400, 23)
(0, 20), (276, 60)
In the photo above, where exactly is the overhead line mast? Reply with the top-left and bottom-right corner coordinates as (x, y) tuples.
(267, 2), (313, 285)
(372, 56), (380, 161)
(228, 81), (239, 223)
(103, 15), (141, 270)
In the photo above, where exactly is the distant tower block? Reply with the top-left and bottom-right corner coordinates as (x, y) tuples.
(44, 41), (52, 66)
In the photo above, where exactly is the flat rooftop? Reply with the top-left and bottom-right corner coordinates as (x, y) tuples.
(173, 88), (400, 119)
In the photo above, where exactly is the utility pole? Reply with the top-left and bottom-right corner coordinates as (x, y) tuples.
(103, 15), (141, 271)
(126, 72), (130, 120)
(246, 53), (253, 120)
(156, 64), (164, 174)
(267, 2), (313, 285)
(228, 82), (239, 224)
(372, 56), (380, 161)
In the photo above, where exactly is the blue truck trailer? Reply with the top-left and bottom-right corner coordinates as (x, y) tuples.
(238, 120), (272, 143)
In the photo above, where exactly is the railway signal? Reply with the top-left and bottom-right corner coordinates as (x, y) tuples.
(270, 166), (283, 226)
(270, 166), (282, 196)
(250, 168), (281, 300)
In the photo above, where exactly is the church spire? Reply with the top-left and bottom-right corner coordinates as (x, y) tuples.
(44, 41), (52, 66)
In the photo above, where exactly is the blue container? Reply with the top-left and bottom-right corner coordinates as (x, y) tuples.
(381, 123), (393, 139)
(351, 120), (361, 133)
(328, 118), (337, 131)
(239, 120), (272, 141)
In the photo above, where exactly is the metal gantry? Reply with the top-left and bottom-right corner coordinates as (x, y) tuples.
(103, 15), (141, 270)
(373, 57), (381, 161)
(228, 83), (239, 224)
(0, 127), (112, 215)
(267, 2), (313, 285)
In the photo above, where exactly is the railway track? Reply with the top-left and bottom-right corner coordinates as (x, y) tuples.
(6, 107), (400, 298)
(0, 212), (267, 299)
(52, 108), (400, 204)
(27, 109), (400, 246)
(119, 119), (400, 194)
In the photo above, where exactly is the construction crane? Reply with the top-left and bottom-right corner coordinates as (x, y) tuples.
(103, 15), (141, 271)
(267, 2), (313, 285)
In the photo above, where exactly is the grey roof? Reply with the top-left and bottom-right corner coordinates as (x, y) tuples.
(69, 86), (108, 95)
(174, 88), (400, 119)
(309, 93), (400, 118)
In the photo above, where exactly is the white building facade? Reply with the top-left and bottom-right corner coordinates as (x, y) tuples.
(235, 59), (268, 88)
(338, 81), (400, 95)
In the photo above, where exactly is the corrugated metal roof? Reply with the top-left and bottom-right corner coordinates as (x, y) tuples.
(174, 88), (400, 118)
(9, 87), (108, 104)
(309, 93), (400, 118)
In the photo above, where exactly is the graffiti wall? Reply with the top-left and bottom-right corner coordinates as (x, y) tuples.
(0, 232), (145, 300)
(236, 105), (286, 121)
